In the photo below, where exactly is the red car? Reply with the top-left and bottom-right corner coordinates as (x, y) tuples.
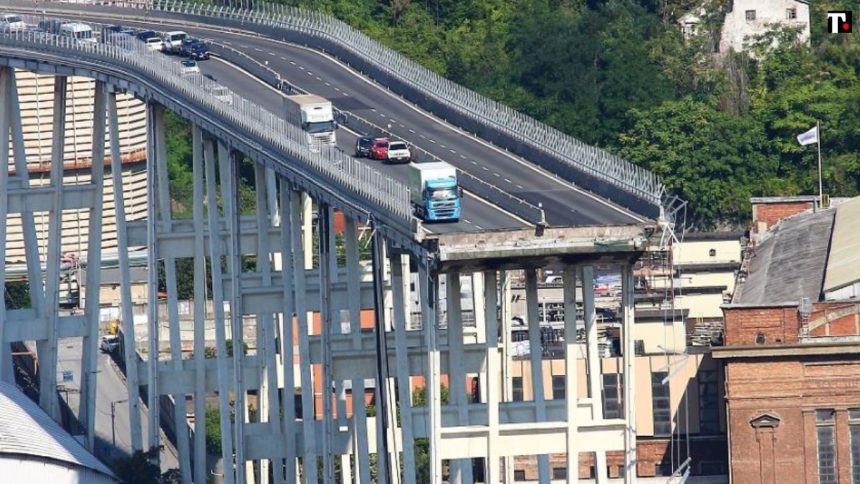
(370, 138), (389, 160)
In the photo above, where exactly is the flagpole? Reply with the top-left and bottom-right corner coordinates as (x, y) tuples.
(816, 119), (823, 208)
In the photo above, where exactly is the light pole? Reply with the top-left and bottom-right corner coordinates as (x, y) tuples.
(111, 398), (128, 448)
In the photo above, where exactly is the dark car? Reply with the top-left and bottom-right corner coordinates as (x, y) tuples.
(180, 38), (209, 60)
(136, 30), (158, 41)
(355, 136), (373, 157)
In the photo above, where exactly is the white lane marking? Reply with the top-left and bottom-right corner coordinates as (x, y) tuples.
(482, 166), (488, 171)
(239, 44), (249, 48)
(429, 139), (436, 143)
(399, 124), (405, 128)
(379, 113), (386, 118)
(299, 66), (305, 70)
(517, 184), (524, 189)
(334, 87), (340, 91)
(449, 149), (456, 154)
(504, 178), (512, 183)
(464, 219), (473, 224)
(440, 144), (446, 149)
(420, 134), (426, 139)
(460, 155), (467, 159)
(280, 56), (287, 60)
(408, 129), (415, 133)
(254, 47), (262, 52)
(223, 41), (233, 45)
(471, 160), (478, 165)
(494, 172), (500, 177)
(316, 77), (322, 81)
(325, 82), (330, 86)
(268, 52), (276, 56)
(475, 224), (484, 230)
(371, 108), (376, 112)
(289, 61), (296, 65)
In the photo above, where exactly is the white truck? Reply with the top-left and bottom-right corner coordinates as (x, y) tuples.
(283, 94), (337, 148)
(59, 22), (97, 43)
(407, 162), (462, 223)
(0, 14), (26, 32)
(162, 30), (187, 54)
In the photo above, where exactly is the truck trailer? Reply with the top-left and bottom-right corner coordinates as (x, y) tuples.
(283, 94), (337, 148)
(407, 162), (462, 223)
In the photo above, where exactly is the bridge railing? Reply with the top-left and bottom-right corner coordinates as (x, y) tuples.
(142, 0), (666, 217)
(0, 25), (414, 226)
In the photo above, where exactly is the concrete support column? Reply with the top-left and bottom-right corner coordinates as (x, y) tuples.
(191, 126), (209, 484)
(371, 229), (391, 484)
(39, 75), (67, 422)
(562, 267), (579, 484)
(482, 270), (500, 484)
(290, 188), (317, 484)
(109, 88), (144, 452)
(319, 204), (335, 484)
(145, 101), (162, 462)
(219, 145), (247, 484)
(447, 271), (473, 484)
(419, 262), (442, 483)
(254, 162), (280, 484)
(525, 269), (550, 483)
(0, 68), (10, 384)
(277, 180), (298, 484)
(391, 253), (417, 484)
(203, 138), (235, 484)
(622, 265), (637, 484)
(499, 270), (514, 484)
(152, 102), (191, 478)
(580, 265), (607, 482)
(80, 80), (107, 453)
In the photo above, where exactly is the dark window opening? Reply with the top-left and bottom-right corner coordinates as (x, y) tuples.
(652, 371), (671, 436)
(512, 377), (523, 402)
(514, 470), (526, 481)
(698, 370), (720, 434)
(602, 373), (623, 419)
(745, 9), (756, 21)
(552, 467), (567, 479)
(552, 375), (566, 400)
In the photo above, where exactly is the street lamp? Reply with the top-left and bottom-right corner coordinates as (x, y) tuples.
(110, 398), (129, 448)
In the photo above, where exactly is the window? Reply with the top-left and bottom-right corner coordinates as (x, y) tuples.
(471, 377), (481, 403)
(745, 10), (756, 21)
(635, 340), (645, 355)
(709, 248), (717, 257)
(850, 409), (860, 483)
(552, 467), (567, 479)
(655, 463), (674, 476)
(817, 409), (837, 484)
(512, 377), (523, 402)
(514, 470), (526, 481)
(602, 373), (623, 419)
(552, 375), (566, 400)
(698, 370), (720, 434)
(652, 372), (671, 436)
(787, 8), (797, 20)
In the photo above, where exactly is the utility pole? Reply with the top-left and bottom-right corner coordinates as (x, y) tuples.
(111, 398), (128, 450)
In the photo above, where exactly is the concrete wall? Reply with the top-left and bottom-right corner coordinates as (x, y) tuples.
(720, 0), (810, 53)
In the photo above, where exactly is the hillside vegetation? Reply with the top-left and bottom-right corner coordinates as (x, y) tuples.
(258, 0), (860, 228)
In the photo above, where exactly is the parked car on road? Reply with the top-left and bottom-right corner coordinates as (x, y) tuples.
(385, 140), (411, 164)
(180, 59), (200, 76)
(355, 136), (373, 157)
(180, 38), (209, 60)
(370, 137), (389, 160)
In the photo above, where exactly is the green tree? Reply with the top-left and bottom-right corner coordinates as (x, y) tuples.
(4, 281), (31, 309)
(204, 406), (222, 455)
(112, 446), (162, 484)
(617, 97), (776, 228)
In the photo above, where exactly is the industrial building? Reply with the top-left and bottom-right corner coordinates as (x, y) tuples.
(715, 195), (860, 483)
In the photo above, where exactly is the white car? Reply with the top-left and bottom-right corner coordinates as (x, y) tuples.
(144, 36), (165, 52)
(0, 14), (26, 32)
(180, 59), (200, 76)
(386, 140), (412, 164)
(211, 85), (233, 105)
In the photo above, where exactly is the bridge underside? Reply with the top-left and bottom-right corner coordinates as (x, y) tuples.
(0, 58), (653, 484)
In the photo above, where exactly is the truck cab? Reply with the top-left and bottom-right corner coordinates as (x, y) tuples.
(407, 162), (462, 222)
(283, 94), (338, 148)
(60, 23), (97, 43)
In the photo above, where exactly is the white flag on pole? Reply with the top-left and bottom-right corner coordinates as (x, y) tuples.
(797, 125), (819, 146)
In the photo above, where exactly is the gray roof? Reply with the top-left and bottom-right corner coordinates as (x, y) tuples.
(0, 382), (117, 479)
(737, 208), (835, 305)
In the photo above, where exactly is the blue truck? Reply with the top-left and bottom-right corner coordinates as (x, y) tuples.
(407, 162), (462, 222)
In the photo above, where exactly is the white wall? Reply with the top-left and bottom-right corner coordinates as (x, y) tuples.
(0, 456), (117, 484)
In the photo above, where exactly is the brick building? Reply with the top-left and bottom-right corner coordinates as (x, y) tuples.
(715, 195), (860, 483)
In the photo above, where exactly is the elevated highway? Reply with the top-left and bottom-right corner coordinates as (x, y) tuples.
(0, 3), (670, 484)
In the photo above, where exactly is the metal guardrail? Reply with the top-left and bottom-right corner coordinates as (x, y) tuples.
(135, 0), (666, 217)
(0, 24), (414, 227)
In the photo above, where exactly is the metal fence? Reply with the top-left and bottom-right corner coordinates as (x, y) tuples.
(0, 23), (414, 226)
(140, 0), (666, 212)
